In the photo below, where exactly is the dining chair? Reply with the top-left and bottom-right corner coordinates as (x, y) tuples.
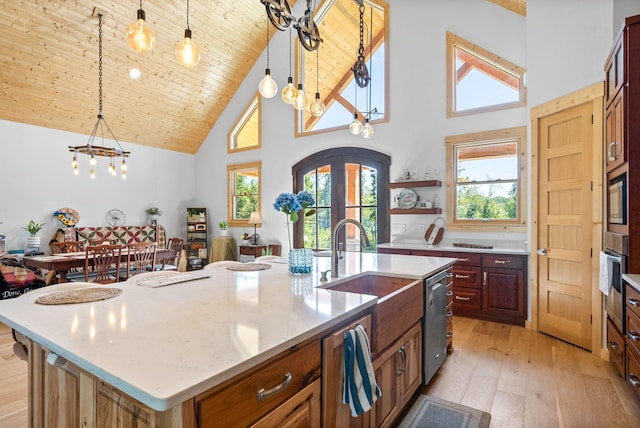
(51, 241), (85, 254)
(51, 241), (86, 282)
(84, 245), (122, 284)
(120, 242), (157, 281)
(151, 237), (184, 271)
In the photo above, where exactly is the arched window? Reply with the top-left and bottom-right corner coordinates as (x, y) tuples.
(292, 147), (390, 251)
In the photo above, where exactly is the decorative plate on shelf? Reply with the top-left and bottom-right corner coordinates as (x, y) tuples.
(398, 189), (418, 209)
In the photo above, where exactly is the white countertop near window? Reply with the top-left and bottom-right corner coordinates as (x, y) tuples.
(378, 238), (530, 255)
(0, 252), (455, 412)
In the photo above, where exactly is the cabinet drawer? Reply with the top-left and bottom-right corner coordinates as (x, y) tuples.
(626, 346), (640, 403)
(411, 250), (444, 257)
(627, 308), (640, 358)
(607, 317), (625, 377)
(444, 252), (481, 266)
(197, 341), (321, 428)
(482, 254), (524, 269)
(452, 267), (481, 289)
(452, 287), (481, 312)
(627, 284), (640, 319)
(446, 283), (454, 306)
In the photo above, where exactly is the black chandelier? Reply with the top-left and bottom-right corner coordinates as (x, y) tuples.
(261, 0), (323, 51)
(69, 11), (130, 179)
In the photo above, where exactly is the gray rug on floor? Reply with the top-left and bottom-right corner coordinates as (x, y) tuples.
(397, 395), (491, 428)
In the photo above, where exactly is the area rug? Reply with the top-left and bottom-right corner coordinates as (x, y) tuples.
(397, 395), (491, 428)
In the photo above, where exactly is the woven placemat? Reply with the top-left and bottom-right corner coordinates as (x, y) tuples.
(226, 263), (272, 271)
(35, 287), (123, 305)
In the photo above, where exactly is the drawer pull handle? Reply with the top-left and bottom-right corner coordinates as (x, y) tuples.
(628, 331), (640, 342)
(446, 272), (454, 278)
(630, 374), (640, 388)
(446, 290), (453, 296)
(455, 274), (471, 279)
(608, 341), (619, 350)
(483, 271), (488, 286)
(446, 331), (453, 338)
(629, 298), (640, 307)
(494, 259), (511, 264)
(257, 372), (292, 401)
(446, 311), (454, 317)
(455, 296), (471, 301)
(458, 258), (470, 262)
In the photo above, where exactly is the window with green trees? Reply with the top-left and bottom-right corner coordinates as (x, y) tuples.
(227, 162), (261, 226)
(445, 127), (526, 231)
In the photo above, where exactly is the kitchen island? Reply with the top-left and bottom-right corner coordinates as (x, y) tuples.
(0, 252), (455, 427)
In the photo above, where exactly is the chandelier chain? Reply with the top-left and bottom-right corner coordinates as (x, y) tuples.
(98, 13), (103, 116)
(357, 4), (365, 61)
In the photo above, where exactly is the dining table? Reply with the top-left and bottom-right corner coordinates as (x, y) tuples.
(23, 248), (176, 283)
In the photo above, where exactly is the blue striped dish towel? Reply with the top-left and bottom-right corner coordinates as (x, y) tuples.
(343, 324), (381, 416)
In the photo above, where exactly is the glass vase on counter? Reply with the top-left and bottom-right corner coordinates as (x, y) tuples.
(288, 248), (313, 275)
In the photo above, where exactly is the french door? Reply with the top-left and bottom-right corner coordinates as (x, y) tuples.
(292, 147), (391, 251)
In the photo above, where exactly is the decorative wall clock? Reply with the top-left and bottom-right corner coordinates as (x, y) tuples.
(105, 209), (126, 226)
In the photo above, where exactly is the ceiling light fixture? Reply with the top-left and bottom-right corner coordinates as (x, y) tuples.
(125, 0), (155, 52)
(258, 14), (278, 98)
(348, 0), (377, 138)
(309, 48), (326, 117)
(176, 0), (201, 67)
(261, 0), (322, 52)
(69, 11), (130, 179)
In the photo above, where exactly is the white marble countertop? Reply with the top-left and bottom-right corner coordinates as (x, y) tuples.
(378, 239), (530, 255)
(0, 252), (455, 412)
(623, 273), (640, 291)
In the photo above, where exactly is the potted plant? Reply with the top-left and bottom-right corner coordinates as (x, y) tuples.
(146, 207), (162, 224)
(23, 219), (45, 251)
(219, 221), (228, 237)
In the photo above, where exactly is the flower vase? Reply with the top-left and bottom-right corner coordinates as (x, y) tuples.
(288, 248), (313, 275)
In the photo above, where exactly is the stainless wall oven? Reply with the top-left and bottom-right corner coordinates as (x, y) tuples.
(604, 232), (628, 333)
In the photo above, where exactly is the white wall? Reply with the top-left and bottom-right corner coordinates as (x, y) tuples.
(0, 119), (195, 252)
(194, 0), (615, 249)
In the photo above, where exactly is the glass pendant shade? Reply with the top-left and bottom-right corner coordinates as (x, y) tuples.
(281, 77), (298, 104)
(126, 9), (155, 52)
(362, 118), (374, 138)
(349, 113), (363, 135)
(309, 92), (326, 117)
(293, 84), (308, 111)
(89, 154), (97, 166)
(259, 69), (278, 98)
(176, 29), (201, 67)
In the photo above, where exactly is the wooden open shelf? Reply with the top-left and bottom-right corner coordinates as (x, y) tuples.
(388, 208), (442, 215)
(387, 180), (441, 189)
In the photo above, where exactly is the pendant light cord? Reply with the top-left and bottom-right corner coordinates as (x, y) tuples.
(368, 4), (372, 118)
(266, 15), (270, 67)
(316, 49), (319, 92)
(288, 27), (292, 76)
(186, 0), (190, 30)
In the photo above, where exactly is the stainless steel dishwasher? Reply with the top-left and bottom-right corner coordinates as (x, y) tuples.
(423, 267), (451, 384)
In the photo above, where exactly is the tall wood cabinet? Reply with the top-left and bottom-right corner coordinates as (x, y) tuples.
(186, 208), (208, 270)
(605, 14), (640, 273)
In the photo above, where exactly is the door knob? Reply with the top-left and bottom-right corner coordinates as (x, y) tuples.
(537, 248), (547, 256)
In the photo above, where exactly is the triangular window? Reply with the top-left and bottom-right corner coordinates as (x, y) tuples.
(229, 94), (260, 153)
(446, 32), (526, 117)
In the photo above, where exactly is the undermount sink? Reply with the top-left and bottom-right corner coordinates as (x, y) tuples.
(319, 274), (416, 299)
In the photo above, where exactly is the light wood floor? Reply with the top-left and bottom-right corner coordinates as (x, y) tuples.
(1, 317), (640, 427)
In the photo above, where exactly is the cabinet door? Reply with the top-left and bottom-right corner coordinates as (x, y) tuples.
(482, 268), (525, 322)
(322, 315), (372, 428)
(606, 90), (625, 172)
(607, 317), (626, 377)
(372, 322), (422, 428)
(251, 380), (320, 428)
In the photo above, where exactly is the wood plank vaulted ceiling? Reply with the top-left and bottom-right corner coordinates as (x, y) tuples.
(0, 0), (525, 155)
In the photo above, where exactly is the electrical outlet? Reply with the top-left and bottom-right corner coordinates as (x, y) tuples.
(392, 224), (406, 233)
(419, 224), (427, 232)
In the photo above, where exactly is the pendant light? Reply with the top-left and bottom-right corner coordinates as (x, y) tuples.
(68, 11), (130, 179)
(281, 28), (298, 104)
(258, 15), (278, 98)
(176, 0), (201, 67)
(293, 83), (308, 110)
(309, 49), (326, 117)
(349, 112), (363, 135)
(125, 0), (155, 52)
